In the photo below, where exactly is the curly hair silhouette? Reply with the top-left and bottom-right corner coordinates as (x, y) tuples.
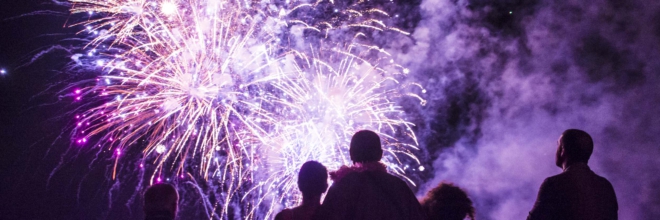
(420, 182), (475, 220)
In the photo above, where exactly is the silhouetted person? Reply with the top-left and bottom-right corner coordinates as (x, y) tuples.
(528, 129), (618, 220)
(275, 161), (329, 220)
(420, 182), (475, 220)
(313, 130), (426, 220)
(144, 183), (179, 220)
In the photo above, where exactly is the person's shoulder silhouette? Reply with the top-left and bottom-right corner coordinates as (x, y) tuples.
(313, 130), (426, 220)
(275, 161), (328, 220)
(528, 129), (618, 220)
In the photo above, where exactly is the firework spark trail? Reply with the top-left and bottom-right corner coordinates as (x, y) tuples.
(69, 0), (282, 180)
(248, 49), (426, 217)
(63, 0), (425, 218)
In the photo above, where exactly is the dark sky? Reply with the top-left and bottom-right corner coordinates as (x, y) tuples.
(2, 0), (660, 219)
(0, 1), (117, 219)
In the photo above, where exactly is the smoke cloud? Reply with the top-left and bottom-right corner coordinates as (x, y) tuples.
(392, 0), (660, 219)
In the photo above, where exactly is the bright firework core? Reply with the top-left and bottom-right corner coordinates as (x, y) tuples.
(161, 2), (178, 15)
(65, 0), (425, 218)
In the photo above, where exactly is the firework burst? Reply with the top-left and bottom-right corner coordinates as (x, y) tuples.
(62, 0), (424, 218)
(248, 48), (426, 217)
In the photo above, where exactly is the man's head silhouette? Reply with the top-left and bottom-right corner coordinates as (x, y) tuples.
(349, 130), (383, 163)
(556, 129), (594, 168)
(529, 129), (618, 219)
(143, 183), (178, 219)
(297, 161), (328, 199)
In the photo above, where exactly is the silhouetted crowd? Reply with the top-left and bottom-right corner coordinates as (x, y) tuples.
(143, 129), (618, 220)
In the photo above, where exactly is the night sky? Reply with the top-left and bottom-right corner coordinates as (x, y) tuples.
(2, 0), (660, 219)
(0, 1), (107, 219)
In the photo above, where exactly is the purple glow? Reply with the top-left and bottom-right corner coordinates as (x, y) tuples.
(403, 0), (660, 218)
(42, 0), (660, 219)
(76, 138), (87, 145)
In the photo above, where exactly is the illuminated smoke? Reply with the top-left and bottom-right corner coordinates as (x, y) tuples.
(396, 0), (660, 219)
